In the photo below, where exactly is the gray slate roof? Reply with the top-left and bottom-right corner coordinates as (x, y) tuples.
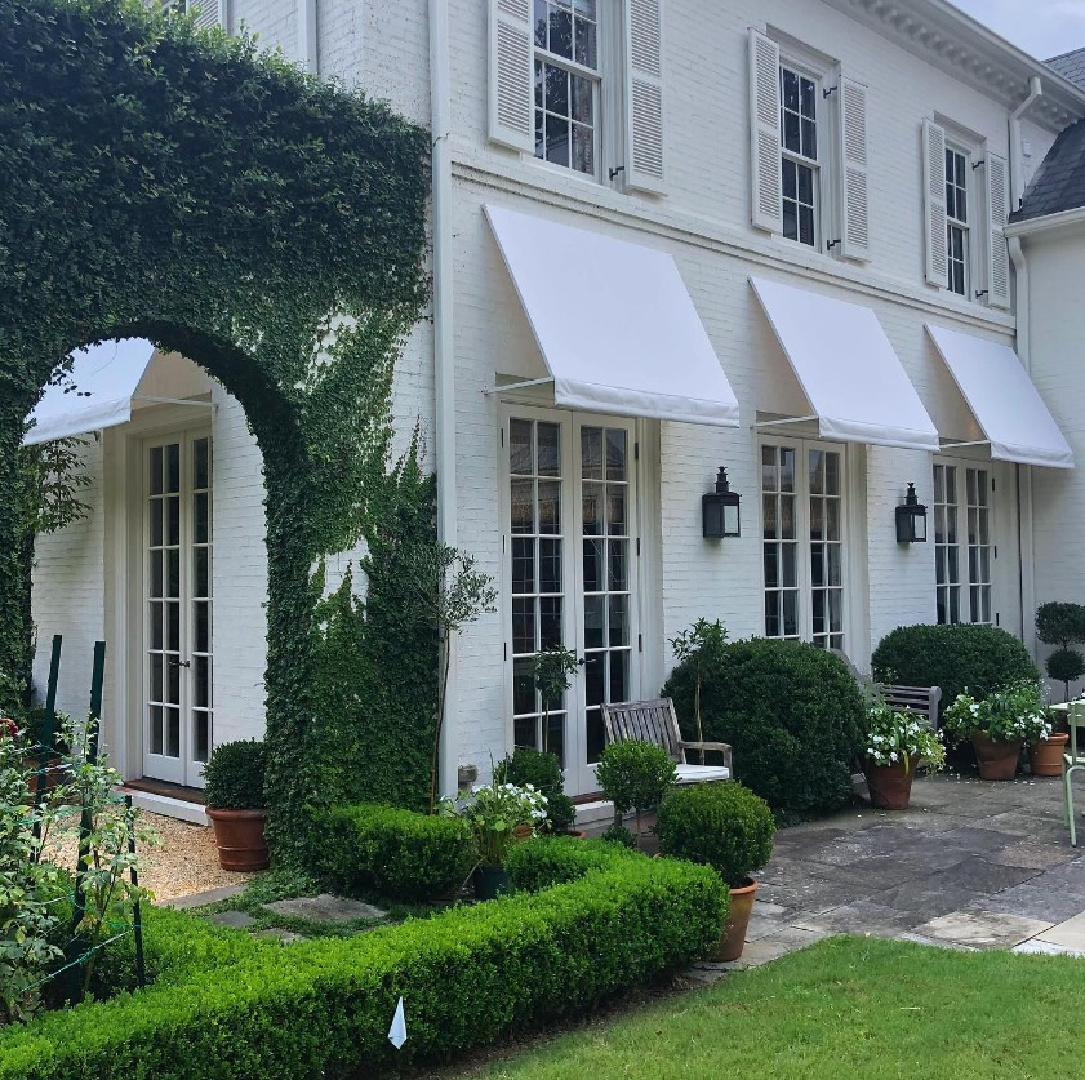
(1048, 47), (1085, 90)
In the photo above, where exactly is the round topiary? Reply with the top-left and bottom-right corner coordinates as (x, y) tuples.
(658, 783), (775, 887)
(1047, 648), (1085, 686)
(662, 637), (864, 823)
(596, 740), (678, 826)
(203, 740), (268, 811)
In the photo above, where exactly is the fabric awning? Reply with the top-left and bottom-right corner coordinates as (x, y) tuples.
(484, 204), (740, 427)
(24, 339), (159, 445)
(750, 276), (940, 452)
(926, 325), (1074, 469)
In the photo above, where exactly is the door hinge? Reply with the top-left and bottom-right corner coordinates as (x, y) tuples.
(636, 537), (641, 556)
(500, 427), (504, 447)
(503, 642), (507, 662)
(634, 442), (640, 461)
(991, 477), (996, 492)
(638, 633), (643, 653)
(994, 545), (998, 559)
(995, 613), (1000, 627)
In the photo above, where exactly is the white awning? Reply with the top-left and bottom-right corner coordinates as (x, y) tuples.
(926, 324), (1074, 469)
(484, 205), (740, 428)
(750, 276), (940, 452)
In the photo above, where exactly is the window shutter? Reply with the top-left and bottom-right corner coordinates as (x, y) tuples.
(748, 28), (782, 234)
(986, 151), (1011, 310)
(922, 119), (948, 288)
(838, 76), (869, 262)
(489, 0), (535, 153)
(623, 0), (664, 193)
(188, 0), (221, 29)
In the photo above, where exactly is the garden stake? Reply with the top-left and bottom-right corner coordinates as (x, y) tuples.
(125, 795), (146, 988)
(31, 633), (62, 850)
(72, 641), (106, 937)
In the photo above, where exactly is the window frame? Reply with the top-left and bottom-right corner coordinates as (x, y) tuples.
(933, 459), (993, 627)
(945, 142), (971, 298)
(778, 59), (824, 251)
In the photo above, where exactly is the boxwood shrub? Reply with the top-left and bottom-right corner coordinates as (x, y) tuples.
(872, 624), (1038, 720)
(202, 740), (267, 811)
(662, 637), (864, 823)
(313, 803), (476, 901)
(0, 840), (723, 1079)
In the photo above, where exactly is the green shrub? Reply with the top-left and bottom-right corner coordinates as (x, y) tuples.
(658, 783), (775, 887)
(872, 624), (1039, 719)
(495, 747), (576, 832)
(314, 803), (476, 901)
(1047, 648), (1085, 687)
(504, 835), (632, 891)
(202, 740), (267, 811)
(596, 741), (677, 827)
(662, 637), (863, 823)
(0, 841), (724, 1079)
(600, 824), (638, 849)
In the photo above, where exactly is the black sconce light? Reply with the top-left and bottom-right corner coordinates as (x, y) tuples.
(895, 483), (927, 544)
(703, 467), (741, 539)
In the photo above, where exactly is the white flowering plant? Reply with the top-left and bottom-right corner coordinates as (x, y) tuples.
(460, 779), (548, 867)
(864, 696), (945, 771)
(943, 681), (1052, 744)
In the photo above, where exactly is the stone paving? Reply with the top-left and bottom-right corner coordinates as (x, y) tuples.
(690, 771), (1085, 983)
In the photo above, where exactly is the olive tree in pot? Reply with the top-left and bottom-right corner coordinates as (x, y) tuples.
(595, 739), (677, 850)
(203, 739), (269, 871)
(658, 782), (775, 961)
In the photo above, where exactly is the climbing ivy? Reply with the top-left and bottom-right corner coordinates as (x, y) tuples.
(0, 0), (431, 862)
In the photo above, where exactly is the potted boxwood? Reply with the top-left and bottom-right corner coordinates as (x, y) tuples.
(944, 682), (1051, 781)
(595, 739), (677, 850)
(203, 739), (269, 871)
(495, 746), (579, 835)
(460, 777), (547, 899)
(862, 695), (945, 809)
(658, 782), (775, 962)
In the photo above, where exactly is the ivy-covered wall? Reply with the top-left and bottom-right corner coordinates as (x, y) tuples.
(0, 0), (432, 860)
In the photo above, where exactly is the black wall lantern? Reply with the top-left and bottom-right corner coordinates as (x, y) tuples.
(703, 467), (741, 539)
(895, 483), (927, 544)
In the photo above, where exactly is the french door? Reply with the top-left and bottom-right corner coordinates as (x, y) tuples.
(142, 431), (213, 786)
(506, 410), (640, 795)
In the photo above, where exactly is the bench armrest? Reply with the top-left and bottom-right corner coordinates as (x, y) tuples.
(679, 740), (733, 771)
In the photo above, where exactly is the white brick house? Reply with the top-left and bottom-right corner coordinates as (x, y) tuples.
(29, 0), (1085, 811)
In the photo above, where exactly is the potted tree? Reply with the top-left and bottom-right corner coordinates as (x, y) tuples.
(595, 740), (677, 850)
(669, 619), (727, 762)
(862, 694), (945, 809)
(1034, 603), (1085, 773)
(494, 746), (578, 835)
(943, 682), (1051, 781)
(203, 739), (269, 871)
(531, 645), (580, 758)
(460, 777), (547, 899)
(658, 782), (775, 962)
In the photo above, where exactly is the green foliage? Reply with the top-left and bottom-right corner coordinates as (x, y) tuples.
(495, 746), (576, 833)
(872, 625), (1039, 723)
(670, 619), (728, 753)
(1036, 602), (1085, 648)
(596, 741), (678, 826)
(0, 0), (430, 862)
(862, 695), (945, 770)
(202, 740), (267, 811)
(663, 637), (864, 823)
(0, 840), (724, 1077)
(314, 803), (476, 901)
(658, 783), (775, 888)
(1047, 648), (1085, 688)
(943, 682), (1052, 744)
(600, 824), (638, 849)
(459, 779), (548, 867)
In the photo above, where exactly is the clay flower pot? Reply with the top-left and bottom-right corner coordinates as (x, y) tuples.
(714, 879), (758, 962)
(864, 755), (919, 810)
(206, 808), (269, 871)
(972, 733), (1022, 781)
(1030, 732), (1069, 777)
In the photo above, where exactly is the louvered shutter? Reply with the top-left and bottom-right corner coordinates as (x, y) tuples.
(922, 119), (948, 288)
(749, 29), (782, 234)
(188, 0), (221, 29)
(489, 0), (535, 153)
(986, 152), (1011, 310)
(623, 0), (664, 193)
(838, 76), (869, 262)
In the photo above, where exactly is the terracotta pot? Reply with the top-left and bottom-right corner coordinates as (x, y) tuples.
(563, 829), (588, 839)
(1031, 732), (1069, 777)
(472, 865), (513, 900)
(206, 808), (269, 871)
(513, 824), (534, 839)
(714, 879), (758, 962)
(864, 755), (919, 810)
(25, 755), (61, 798)
(972, 733), (1023, 781)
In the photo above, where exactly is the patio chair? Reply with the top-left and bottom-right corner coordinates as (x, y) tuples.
(1064, 702), (1085, 847)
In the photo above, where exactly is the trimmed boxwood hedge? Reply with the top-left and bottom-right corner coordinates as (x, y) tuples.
(313, 803), (477, 901)
(0, 840), (724, 1079)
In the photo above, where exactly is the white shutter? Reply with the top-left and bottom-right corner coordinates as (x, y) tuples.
(623, 0), (664, 193)
(986, 151), (1011, 310)
(489, 0), (535, 153)
(838, 76), (869, 262)
(188, 0), (221, 29)
(749, 28), (782, 234)
(922, 119), (948, 288)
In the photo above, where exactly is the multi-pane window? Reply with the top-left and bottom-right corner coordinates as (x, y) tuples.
(945, 147), (969, 296)
(780, 66), (819, 247)
(808, 449), (844, 651)
(533, 0), (599, 176)
(934, 463), (991, 625)
(762, 445), (799, 640)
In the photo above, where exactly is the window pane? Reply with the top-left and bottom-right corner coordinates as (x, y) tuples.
(511, 419), (533, 475)
(764, 545), (779, 589)
(166, 443), (180, 494)
(782, 543), (797, 588)
(782, 590), (799, 637)
(583, 595), (604, 649)
(784, 110), (801, 153)
(539, 538), (561, 593)
(782, 69), (799, 112)
(514, 657), (536, 715)
(798, 164), (814, 205)
(762, 494), (778, 539)
(782, 159), (797, 200)
(799, 205), (815, 246)
(545, 112), (569, 166)
(511, 480), (534, 533)
(605, 429), (626, 481)
(538, 480), (561, 533)
(801, 118), (817, 160)
(609, 649), (629, 703)
(194, 437), (210, 490)
(608, 539), (628, 591)
(581, 428), (603, 479)
(761, 444), (778, 491)
(582, 538), (603, 592)
(582, 481), (603, 535)
(574, 16), (597, 68)
(534, 0), (547, 47)
(513, 598), (536, 654)
(549, 6), (573, 59)
(150, 447), (163, 496)
(609, 594), (629, 647)
(607, 487), (626, 534)
(512, 537), (535, 594)
(540, 596), (562, 649)
(537, 422), (560, 475)
(782, 201), (798, 241)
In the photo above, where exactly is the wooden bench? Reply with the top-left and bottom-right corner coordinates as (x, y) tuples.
(600, 697), (732, 784)
(876, 683), (942, 732)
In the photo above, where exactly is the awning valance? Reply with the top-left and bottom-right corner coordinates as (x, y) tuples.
(926, 324), (1074, 469)
(484, 204), (740, 428)
(750, 276), (939, 452)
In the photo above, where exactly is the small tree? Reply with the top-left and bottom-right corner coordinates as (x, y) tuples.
(1036, 602), (1085, 702)
(596, 739), (677, 843)
(531, 645), (580, 756)
(670, 619), (728, 762)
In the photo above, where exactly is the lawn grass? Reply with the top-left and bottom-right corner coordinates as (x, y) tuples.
(463, 936), (1084, 1080)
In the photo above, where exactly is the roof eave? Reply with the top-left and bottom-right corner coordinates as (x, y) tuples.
(1006, 204), (1085, 237)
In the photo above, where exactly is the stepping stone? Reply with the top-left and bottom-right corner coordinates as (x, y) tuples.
(208, 910), (257, 928)
(913, 910), (1051, 950)
(160, 884), (246, 910)
(1013, 938), (1085, 956)
(263, 893), (388, 923)
(1035, 911), (1085, 951)
(258, 929), (307, 943)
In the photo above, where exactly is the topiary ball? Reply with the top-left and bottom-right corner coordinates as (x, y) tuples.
(1047, 648), (1085, 686)
(203, 739), (267, 810)
(658, 782), (775, 888)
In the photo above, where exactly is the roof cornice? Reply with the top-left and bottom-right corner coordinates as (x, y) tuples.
(820, 0), (1085, 131)
(1006, 204), (1085, 237)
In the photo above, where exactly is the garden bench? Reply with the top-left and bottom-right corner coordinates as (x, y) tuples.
(600, 697), (732, 784)
(830, 649), (941, 732)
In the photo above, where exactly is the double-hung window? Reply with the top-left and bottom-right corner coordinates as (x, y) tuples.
(945, 145), (970, 296)
(780, 65), (819, 248)
(933, 462), (992, 625)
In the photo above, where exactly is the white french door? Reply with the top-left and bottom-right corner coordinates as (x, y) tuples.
(505, 409), (640, 795)
(142, 431), (213, 787)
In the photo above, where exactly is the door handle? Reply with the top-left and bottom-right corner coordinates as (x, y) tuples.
(167, 658), (191, 669)
(577, 656), (586, 666)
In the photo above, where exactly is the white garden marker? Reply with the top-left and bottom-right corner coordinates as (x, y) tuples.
(388, 997), (407, 1049)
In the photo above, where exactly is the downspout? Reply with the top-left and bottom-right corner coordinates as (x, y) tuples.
(1010, 77), (1043, 215)
(298, 0), (317, 74)
(429, 0), (459, 798)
